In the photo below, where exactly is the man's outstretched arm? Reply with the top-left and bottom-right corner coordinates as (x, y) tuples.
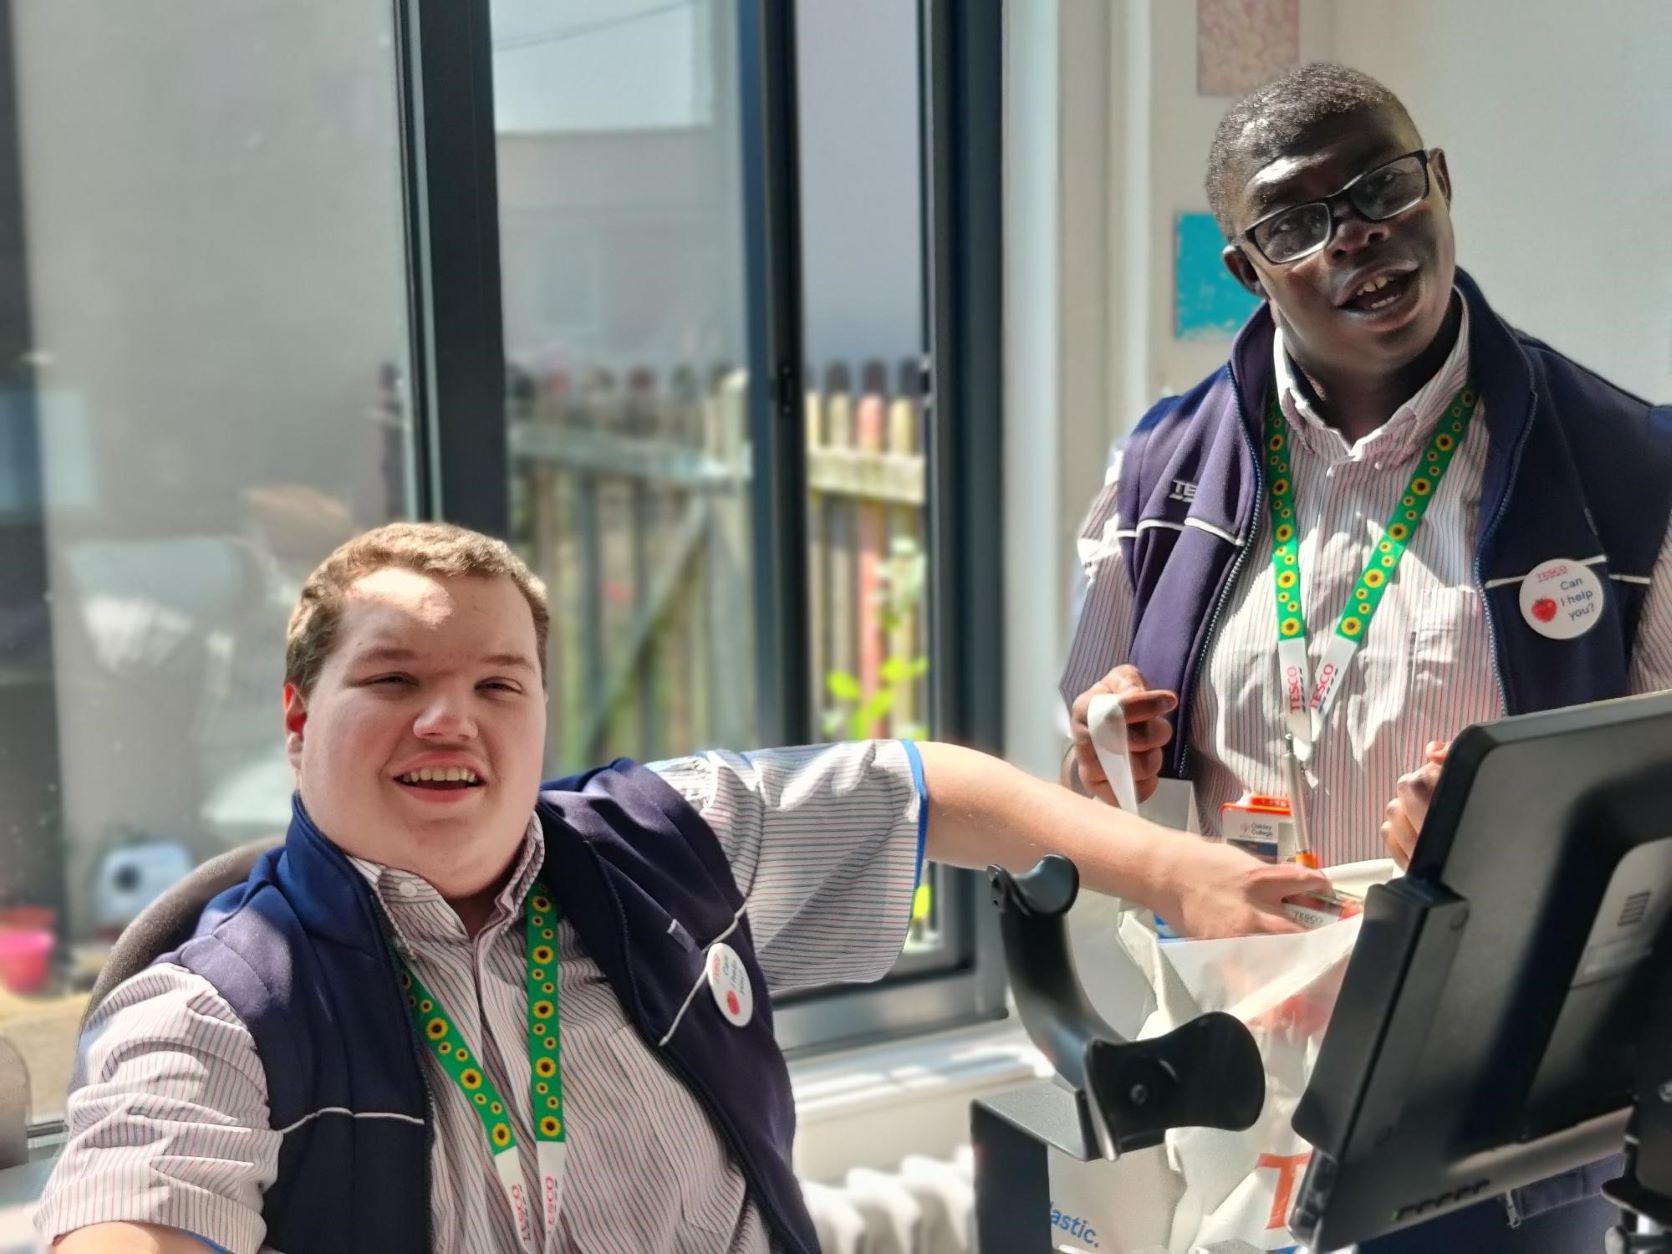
(56, 1222), (224, 1253)
(916, 741), (1328, 938)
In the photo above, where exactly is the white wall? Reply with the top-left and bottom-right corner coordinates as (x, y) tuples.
(1127, 1), (1337, 413)
(1001, 0), (1066, 777)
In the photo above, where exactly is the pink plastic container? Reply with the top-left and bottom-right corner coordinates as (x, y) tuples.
(0, 928), (53, 994)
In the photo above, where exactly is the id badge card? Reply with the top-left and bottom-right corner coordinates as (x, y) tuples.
(1220, 792), (1296, 863)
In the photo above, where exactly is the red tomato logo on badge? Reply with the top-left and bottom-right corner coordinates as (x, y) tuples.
(1519, 559), (1603, 640)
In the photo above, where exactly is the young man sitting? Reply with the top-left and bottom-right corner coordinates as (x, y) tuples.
(38, 522), (1323, 1254)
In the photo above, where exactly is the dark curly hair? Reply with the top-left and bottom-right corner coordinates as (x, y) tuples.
(1205, 63), (1419, 237)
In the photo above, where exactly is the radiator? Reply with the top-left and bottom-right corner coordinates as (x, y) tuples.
(801, 1145), (976, 1254)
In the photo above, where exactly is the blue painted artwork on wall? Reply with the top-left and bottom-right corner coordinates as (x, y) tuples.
(1174, 211), (1260, 340)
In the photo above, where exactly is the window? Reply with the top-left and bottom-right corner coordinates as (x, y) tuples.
(0, 2), (413, 1124)
(795, 0), (938, 957)
(493, 0), (761, 769)
(485, 0), (1006, 1052)
(0, 0), (1005, 1137)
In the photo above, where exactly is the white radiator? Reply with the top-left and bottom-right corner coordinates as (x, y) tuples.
(801, 1145), (976, 1254)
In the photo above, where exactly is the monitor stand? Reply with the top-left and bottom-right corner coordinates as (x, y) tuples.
(1604, 951), (1672, 1252)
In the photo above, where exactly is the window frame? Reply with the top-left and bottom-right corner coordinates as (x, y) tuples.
(0, 0), (65, 972)
(398, 0), (510, 535)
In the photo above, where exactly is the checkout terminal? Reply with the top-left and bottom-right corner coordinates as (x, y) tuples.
(974, 690), (1672, 1252)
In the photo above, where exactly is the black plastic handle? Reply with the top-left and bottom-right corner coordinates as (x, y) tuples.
(990, 855), (1107, 1092)
(990, 854), (1266, 1156)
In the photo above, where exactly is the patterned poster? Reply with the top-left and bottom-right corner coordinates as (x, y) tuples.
(1197, 0), (1300, 97)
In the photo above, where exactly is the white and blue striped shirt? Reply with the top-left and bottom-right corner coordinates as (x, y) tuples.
(1062, 307), (1672, 866)
(36, 740), (923, 1253)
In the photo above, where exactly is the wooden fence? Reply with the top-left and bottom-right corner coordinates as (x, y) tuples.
(507, 359), (929, 773)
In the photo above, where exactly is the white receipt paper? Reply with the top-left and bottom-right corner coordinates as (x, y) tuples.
(1086, 692), (1141, 813)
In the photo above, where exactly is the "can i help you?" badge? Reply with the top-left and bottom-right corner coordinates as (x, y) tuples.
(1519, 558), (1604, 640)
(706, 942), (754, 1028)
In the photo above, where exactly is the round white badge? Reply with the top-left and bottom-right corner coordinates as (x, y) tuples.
(1518, 558), (1604, 640)
(706, 942), (754, 1028)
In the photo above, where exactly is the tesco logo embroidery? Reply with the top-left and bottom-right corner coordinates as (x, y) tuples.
(1309, 662), (1338, 708)
(1284, 664), (1305, 709)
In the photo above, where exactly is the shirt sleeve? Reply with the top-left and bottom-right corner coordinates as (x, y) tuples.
(646, 740), (923, 996)
(1058, 445), (1138, 712)
(1628, 515), (1672, 695)
(33, 964), (277, 1254)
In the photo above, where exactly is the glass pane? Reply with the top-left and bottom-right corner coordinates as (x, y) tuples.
(794, 0), (940, 954)
(493, 0), (758, 772)
(0, 2), (412, 1123)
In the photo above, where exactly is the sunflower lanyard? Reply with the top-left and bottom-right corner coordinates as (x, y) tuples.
(398, 886), (566, 1252)
(1264, 379), (1479, 764)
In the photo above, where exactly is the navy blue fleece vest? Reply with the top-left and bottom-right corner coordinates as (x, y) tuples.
(1115, 268), (1672, 779)
(161, 760), (818, 1254)
(1112, 270), (1671, 1244)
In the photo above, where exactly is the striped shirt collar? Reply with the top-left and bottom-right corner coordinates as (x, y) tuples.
(1273, 291), (1471, 467)
(348, 815), (545, 945)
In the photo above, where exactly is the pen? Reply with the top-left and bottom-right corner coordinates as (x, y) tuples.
(1284, 732), (1319, 869)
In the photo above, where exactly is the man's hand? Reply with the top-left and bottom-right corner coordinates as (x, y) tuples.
(1381, 740), (1450, 868)
(1069, 665), (1178, 806)
(918, 742), (1329, 936)
(1150, 834), (1332, 938)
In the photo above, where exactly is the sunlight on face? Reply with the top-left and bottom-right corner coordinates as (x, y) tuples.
(283, 568), (547, 899)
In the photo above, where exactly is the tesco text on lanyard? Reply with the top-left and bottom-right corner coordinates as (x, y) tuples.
(1265, 379), (1479, 763)
(398, 887), (566, 1251)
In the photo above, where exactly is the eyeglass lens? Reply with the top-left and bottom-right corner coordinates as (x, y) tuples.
(1252, 153), (1428, 263)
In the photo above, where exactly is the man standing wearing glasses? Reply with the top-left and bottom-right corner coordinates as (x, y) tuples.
(1060, 63), (1672, 1251)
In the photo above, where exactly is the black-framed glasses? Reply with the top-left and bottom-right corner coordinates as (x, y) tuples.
(1240, 150), (1433, 265)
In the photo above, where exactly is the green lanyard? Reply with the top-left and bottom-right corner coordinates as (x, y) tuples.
(398, 886), (567, 1249)
(1264, 379), (1479, 761)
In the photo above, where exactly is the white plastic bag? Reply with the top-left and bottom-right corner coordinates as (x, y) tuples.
(1109, 859), (1395, 1253)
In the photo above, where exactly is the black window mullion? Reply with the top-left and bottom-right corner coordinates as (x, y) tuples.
(0, 0), (64, 945)
(737, 0), (811, 748)
(922, 0), (1008, 1022)
(395, 0), (508, 536)
(923, 0), (1004, 755)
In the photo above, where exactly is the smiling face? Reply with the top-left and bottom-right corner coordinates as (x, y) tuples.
(1221, 105), (1456, 383)
(283, 567), (547, 899)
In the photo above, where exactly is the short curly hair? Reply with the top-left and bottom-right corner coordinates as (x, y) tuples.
(1205, 63), (1419, 237)
(285, 521), (548, 695)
